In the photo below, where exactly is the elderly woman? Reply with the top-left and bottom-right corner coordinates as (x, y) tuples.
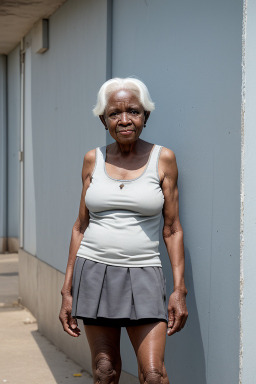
(59, 77), (188, 384)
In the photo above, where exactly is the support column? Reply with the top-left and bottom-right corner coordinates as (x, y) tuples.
(240, 0), (256, 382)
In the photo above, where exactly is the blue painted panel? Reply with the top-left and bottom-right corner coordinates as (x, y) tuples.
(112, 0), (241, 382)
(27, 0), (107, 270)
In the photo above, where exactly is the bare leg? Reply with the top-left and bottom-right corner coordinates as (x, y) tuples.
(126, 321), (169, 384)
(84, 325), (122, 384)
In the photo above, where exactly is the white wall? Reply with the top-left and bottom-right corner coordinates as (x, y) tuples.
(240, 0), (256, 382)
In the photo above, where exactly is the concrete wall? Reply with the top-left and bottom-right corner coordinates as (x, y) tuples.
(19, 249), (91, 370)
(0, 55), (7, 252)
(7, 45), (20, 250)
(112, 0), (242, 382)
(18, 249), (139, 384)
(240, 0), (256, 382)
(23, 0), (108, 270)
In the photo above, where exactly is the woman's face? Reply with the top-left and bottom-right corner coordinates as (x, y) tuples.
(100, 89), (149, 144)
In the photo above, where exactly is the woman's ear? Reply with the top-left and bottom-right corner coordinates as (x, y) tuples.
(99, 115), (108, 130)
(144, 111), (150, 125)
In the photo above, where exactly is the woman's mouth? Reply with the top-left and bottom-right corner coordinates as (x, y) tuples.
(118, 130), (135, 136)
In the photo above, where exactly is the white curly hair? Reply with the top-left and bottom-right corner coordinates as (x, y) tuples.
(93, 77), (155, 116)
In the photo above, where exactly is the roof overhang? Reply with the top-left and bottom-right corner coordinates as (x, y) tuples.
(0, 0), (67, 55)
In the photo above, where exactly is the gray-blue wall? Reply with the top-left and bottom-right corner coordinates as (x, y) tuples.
(23, 45), (37, 255)
(18, 0), (242, 382)
(111, 0), (241, 382)
(0, 48), (20, 251)
(23, 0), (108, 265)
(0, 55), (7, 241)
(7, 46), (20, 239)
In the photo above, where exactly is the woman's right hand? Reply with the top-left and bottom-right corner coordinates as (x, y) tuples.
(59, 151), (95, 338)
(59, 293), (81, 337)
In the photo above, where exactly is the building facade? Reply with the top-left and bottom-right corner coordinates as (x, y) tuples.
(0, 0), (255, 383)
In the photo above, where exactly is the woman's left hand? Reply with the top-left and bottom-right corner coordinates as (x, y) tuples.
(167, 290), (188, 336)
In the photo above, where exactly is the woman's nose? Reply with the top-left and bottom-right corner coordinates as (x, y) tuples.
(119, 112), (131, 125)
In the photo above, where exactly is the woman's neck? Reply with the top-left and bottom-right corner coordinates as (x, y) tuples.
(114, 139), (142, 155)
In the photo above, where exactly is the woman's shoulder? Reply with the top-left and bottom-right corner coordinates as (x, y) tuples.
(159, 146), (176, 162)
(144, 141), (175, 158)
(83, 148), (97, 164)
(158, 146), (178, 180)
(82, 148), (97, 181)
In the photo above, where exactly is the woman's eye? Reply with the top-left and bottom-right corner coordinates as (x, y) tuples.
(131, 110), (139, 115)
(110, 112), (117, 117)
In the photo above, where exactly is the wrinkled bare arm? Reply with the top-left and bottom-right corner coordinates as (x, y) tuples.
(160, 147), (188, 336)
(59, 149), (95, 337)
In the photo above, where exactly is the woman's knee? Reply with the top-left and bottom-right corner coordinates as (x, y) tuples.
(140, 362), (168, 384)
(94, 352), (121, 384)
(141, 368), (163, 384)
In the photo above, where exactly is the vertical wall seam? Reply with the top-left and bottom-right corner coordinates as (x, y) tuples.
(206, 152), (215, 381)
(0, 55), (8, 248)
(239, 0), (247, 383)
(106, 0), (113, 80)
(106, 0), (113, 147)
(5, 55), (8, 248)
(19, 39), (25, 249)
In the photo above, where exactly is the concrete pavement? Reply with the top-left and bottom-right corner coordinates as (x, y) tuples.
(0, 253), (93, 384)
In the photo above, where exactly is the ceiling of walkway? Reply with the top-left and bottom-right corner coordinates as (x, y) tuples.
(0, 0), (67, 54)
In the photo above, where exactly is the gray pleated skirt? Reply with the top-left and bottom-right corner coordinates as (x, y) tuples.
(71, 256), (168, 327)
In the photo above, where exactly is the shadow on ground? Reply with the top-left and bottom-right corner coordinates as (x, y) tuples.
(31, 330), (93, 383)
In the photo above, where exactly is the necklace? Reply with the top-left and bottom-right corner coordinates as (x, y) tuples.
(119, 183), (124, 189)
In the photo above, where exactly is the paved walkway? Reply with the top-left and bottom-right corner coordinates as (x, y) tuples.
(0, 253), (93, 384)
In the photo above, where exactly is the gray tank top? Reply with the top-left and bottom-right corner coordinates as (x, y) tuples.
(76, 144), (164, 267)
